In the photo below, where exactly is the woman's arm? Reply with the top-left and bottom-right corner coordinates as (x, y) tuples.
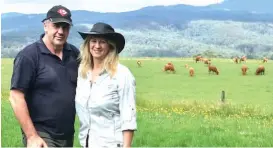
(75, 70), (90, 147)
(123, 130), (134, 148)
(118, 67), (137, 147)
(75, 103), (90, 147)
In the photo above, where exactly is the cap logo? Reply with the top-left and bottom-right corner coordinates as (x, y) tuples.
(57, 8), (67, 16)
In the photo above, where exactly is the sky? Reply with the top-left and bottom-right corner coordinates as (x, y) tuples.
(2, 0), (224, 14)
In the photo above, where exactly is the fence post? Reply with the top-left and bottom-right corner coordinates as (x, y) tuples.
(221, 90), (225, 103)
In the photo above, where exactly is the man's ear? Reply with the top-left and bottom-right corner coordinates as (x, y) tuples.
(43, 21), (48, 33)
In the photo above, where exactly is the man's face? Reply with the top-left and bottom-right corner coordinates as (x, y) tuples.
(44, 20), (70, 47)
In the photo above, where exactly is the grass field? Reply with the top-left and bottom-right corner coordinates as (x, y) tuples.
(1, 57), (273, 147)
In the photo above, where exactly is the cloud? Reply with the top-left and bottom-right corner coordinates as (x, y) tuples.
(2, 0), (224, 14)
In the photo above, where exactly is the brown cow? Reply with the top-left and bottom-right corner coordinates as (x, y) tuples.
(167, 62), (173, 66)
(195, 56), (202, 63)
(163, 63), (175, 73)
(262, 57), (268, 63)
(189, 67), (194, 77)
(233, 57), (239, 64)
(208, 63), (219, 75)
(137, 60), (142, 67)
(203, 58), (211, 65)
(255, 65), (265, 75)
(241, 65), (248, 75)
(185, 64), (189, 69)
(239, 56), (247, 63)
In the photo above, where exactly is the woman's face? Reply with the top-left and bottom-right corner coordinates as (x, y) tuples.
(89, 36), (110, 60)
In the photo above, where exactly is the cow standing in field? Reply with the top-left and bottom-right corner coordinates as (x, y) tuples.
(208, 63), (219, 75)
(189, 67), (194, 77)
(195, 56), (202, 63)
(241, 65), (249, 75)
(163, 62), (175, 73)
(262, 57), (268, 63)
(255, 65), (265, 75)
(137, 60), (142, 67)
(239, 56), (247, 63)
(203, 58), (211, 65)
(185, 64), (188, 68)
(233, 57), (239, 64)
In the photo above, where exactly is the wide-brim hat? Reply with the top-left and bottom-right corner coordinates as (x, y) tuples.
(78, 22), (125, 53)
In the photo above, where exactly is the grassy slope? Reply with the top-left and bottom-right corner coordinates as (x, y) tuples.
(1, 58), (273, 147)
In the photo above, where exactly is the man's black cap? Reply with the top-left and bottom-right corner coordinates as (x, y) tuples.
(42, 5), (73, 25)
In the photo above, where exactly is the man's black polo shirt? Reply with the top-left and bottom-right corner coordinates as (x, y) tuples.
(10, 34), (80, 139)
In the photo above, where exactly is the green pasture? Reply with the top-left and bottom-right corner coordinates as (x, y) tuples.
(1, 58), (273, 147)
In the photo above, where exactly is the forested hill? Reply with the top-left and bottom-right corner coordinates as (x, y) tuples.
(2, 0), (273, 59)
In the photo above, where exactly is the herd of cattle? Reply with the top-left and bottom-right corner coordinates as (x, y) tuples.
(136, 55), (268, 77)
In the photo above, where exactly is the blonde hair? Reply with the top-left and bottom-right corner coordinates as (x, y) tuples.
(78, 36), (119, 79)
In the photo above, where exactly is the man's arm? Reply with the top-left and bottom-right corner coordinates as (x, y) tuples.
(9, 90), (38, 139)
(9, 54), (47, 147)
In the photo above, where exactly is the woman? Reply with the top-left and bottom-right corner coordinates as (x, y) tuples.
(75, 22), (137, 148)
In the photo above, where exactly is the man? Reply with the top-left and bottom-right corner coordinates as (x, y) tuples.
(9, 5), (79, 147)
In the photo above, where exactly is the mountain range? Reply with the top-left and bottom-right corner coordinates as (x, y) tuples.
(2, 0), (273, 59)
